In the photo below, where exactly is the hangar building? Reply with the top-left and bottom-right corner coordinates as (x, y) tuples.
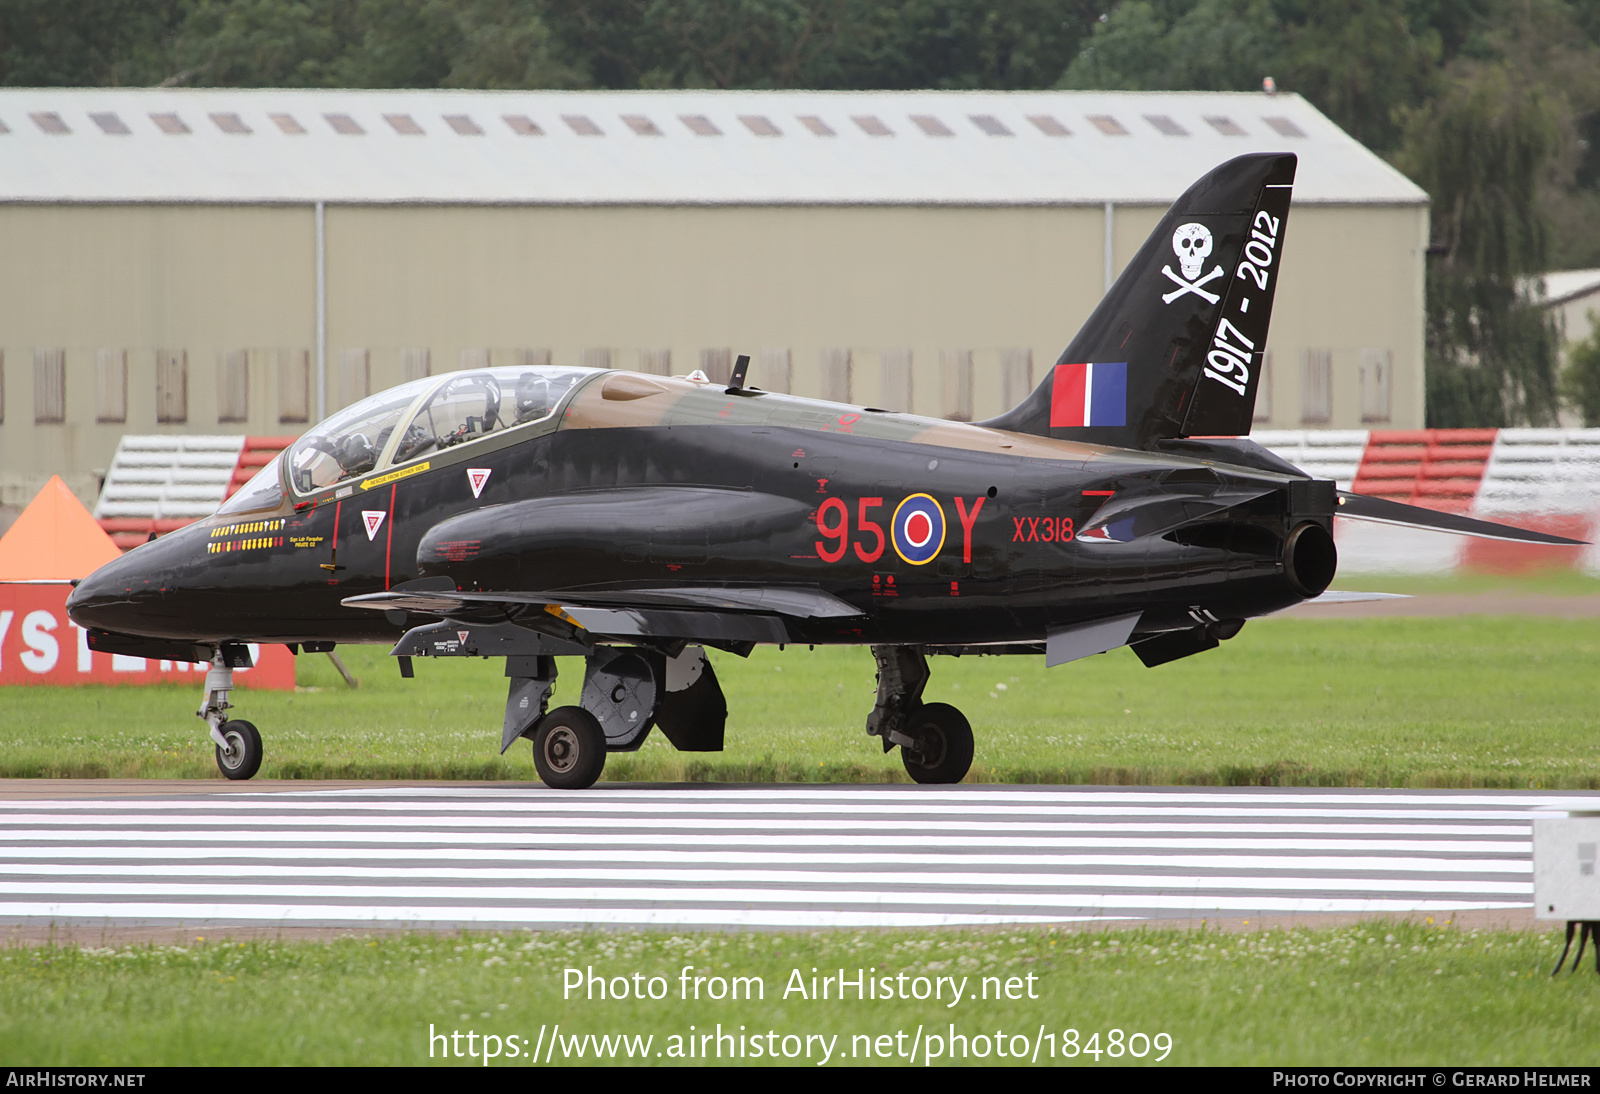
(0, 88), (1428, 507)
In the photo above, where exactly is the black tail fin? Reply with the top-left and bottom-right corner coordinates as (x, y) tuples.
(984, 152), (1296, 447)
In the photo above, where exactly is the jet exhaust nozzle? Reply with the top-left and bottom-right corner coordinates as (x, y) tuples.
(1283, 521), (1337, 598)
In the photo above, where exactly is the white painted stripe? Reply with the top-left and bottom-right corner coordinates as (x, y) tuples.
(0, 852), (1531, 873)
(270, 786), (1592, 806)
(0, 876), (1532, 901)
(0, 830), (1531, 853)
(0, 813), (1537, 834)
(0, 866), (1532, 892)
(0, 787), (1557, 928)
(0, 899), (1525, 926)
(0, 793), (1574, 812)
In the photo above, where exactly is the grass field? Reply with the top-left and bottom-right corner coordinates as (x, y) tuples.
(2, 922), (1595, 1066)
(2, 581), (1598, 787)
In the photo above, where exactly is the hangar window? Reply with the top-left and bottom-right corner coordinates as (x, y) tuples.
(30, 112), (69, 135)
(1301, 348), (1332, 424)
(278, 350), (310, 424)
(156, 349), (187, 424)
(1145, 114), (1188, 136)
(96, 349), (127, 423)
(623, 114), (662, 136)
(821, 348), (852, 402)
(741, 115), (780, 136)
(211, 113), (251, 134)
(1206, 115), (1247, 136)
(680, 114), (721, 136)
(385, 113), (424, 135)
(1028, 114), (1070, 136)
(325, 113), (365, 135)
(151, 113), (190, 134)
(760, 348), (792, 394)
(33, 349), (65, 424)
(445, 114), (483, 135)
(911, 115), (953, 137)
(941, 349), (973, 421)
(218, 349), (249, 423)
(504, 114), (543, 136)
(91, 112), (130, 135)
(270, 113), (306, 135)
(971, 115), (1012, 136)
(798, 115), (835, 137)
(700, 348), (732, 384)
(401, 347), (432, 382)
(564, 114), (602, 136)
(0, 118), (9, 134)
(1001, 348), (1033, 409)
(880, 348), (913, 412)
(1264, 115), (1306, 138)
(1087, 114), (1128, 136)
(1360, 349), (1392, 423)
(853, 115), (892, 136)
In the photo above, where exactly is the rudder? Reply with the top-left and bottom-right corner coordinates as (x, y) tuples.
(984, 152), (1296, 447)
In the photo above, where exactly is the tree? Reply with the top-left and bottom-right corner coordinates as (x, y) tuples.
(1560, 314), (1600, 426)
(1397, 67), (1562, 427)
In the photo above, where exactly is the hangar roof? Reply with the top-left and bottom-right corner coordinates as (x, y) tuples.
(0, 88), (1427, 207)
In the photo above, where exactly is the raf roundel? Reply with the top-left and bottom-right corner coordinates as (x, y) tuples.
(891, 494), (946, 565)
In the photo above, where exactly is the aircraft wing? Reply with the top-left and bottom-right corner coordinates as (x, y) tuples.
(343, 583), (862, 645)
(1335, 492), (1588, 546)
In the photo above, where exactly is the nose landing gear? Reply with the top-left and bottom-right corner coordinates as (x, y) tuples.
(198, 644), (263, 780)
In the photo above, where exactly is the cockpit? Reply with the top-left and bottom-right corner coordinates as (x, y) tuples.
(280, 366), (593, 497)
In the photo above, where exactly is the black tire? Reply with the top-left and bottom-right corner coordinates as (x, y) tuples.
(214, 719), (263, 781)
(531, 706), (607, 790)
(900, 702), (974, 785)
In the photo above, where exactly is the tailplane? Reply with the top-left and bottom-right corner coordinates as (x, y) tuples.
(984, 152), (1296, 448)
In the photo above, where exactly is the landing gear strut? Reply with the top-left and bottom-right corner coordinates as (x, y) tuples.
(866, 645), (974, 784)
(199, 645), (262, 780)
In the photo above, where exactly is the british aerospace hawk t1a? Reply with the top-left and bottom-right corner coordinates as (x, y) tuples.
(66, 152), (1580, 788)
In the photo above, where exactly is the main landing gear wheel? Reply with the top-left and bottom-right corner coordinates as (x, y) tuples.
(214, 719), (263, 781)
(531, 706), (607, 790)
(900, 703), (974, 785)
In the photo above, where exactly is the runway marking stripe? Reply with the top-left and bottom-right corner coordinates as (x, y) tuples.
(0, 872), (1533, 896)
(1, 786), (1585, 929)
(0, 899), (1529, 926)
(0, 854), (1532, 874)
(0, 801), (1558, 820)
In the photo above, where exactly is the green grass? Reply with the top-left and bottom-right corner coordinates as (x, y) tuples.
(4, 604), (1600, 788)
(3, 611), (1599, 787)
(2, 923), (1595, 1066)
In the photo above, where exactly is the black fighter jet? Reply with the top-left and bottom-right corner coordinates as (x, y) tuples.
(67, 152), (1581, 789)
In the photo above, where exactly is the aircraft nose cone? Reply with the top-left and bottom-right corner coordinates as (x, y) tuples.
(65, 547), (160, 635)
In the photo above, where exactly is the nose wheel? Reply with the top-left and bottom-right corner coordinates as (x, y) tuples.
(197, 644), (265, 780)
(214, 719), (263, 780)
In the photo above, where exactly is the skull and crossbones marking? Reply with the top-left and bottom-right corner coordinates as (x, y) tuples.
(1161, 222), (1223, 304)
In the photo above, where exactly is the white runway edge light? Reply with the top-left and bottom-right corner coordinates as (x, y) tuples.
(1533, 806), (1600, 975)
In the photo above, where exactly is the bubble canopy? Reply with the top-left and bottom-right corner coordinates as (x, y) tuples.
(284, 367), (595, 496)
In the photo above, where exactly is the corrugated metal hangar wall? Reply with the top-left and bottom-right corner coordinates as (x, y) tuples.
(0, 88), (1428, 504)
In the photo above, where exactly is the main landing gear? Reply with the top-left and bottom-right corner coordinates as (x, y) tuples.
(198, 645), (264, 780)
(867, 646), (975, 784)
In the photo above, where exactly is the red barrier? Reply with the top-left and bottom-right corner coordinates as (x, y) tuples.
(1461, 514), (1595, 575)
(0, 582), (295, 688)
